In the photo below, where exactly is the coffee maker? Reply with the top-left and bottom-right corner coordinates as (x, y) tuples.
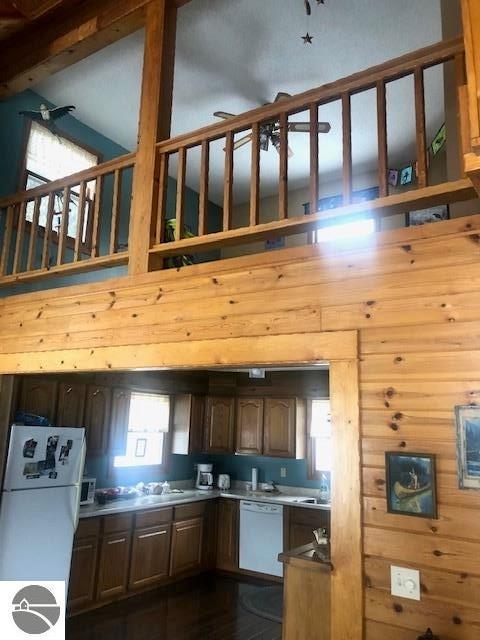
(195, 463), (214, 491)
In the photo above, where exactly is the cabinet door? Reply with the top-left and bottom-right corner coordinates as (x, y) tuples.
(216, 499), (238, 572)
(202, 500), (218, 571)
(97, 530), (132, 601)
(56, 382), (86, 427)
(170, 517), (203, 577)
(285, 507), (330, 551)
(129, 524), (171, 590)
(204, 396), (235, 454)
(172, 394), (204, 455)
(109, 388), (131, 455)
(235, 397), (263, 455)
(68, 535), (98, 612)
(84, 385), (111, 456)
(263, 397), (296, 458)
(19, 377), (57, 423)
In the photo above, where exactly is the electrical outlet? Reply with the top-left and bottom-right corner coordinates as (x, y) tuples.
(280, 467), (287, 478)
(390, 566), (420, 601)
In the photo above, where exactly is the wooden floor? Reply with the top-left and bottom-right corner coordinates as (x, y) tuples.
(66, 574), (283, 640)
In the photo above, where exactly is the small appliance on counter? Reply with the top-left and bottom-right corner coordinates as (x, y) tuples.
(217, 474), (231, 490)
(80, 476), (96, 505)
(196, 463), (214, 490)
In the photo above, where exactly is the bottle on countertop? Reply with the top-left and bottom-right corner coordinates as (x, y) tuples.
(251, 468), (258, 492)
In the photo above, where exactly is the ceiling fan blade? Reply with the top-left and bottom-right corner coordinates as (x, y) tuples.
(287, 145), (294, 158)
(233, 134), (253, 150)
(272, 137), (294, 158)
(288, 122), (331, 133)
(213, 111), (237, 120)
(273, 92), (292, 103)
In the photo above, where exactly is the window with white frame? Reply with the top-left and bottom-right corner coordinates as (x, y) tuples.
(113, 393), (171, 468)
(24, 122), (99, 241)
(308, 399), (332, 477)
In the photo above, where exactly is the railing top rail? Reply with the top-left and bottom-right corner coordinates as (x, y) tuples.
(0, 152), (136, 209)
(157, 36), (464, 154)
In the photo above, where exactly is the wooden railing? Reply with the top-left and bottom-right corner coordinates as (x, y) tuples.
(150, 36), (476, 261)
(0, 153), (135, 285)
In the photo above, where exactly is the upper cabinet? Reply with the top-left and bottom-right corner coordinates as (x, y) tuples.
(109, 388), (131, 456)
(84, 385), (111, 456)
(56, 382), (86, 427)
(263, 397), (296, 458)
(19, 377), (58, 423)
(204, 396), (235, 454)
(171, 394), (205, 455)
(235, 397), (263, 455)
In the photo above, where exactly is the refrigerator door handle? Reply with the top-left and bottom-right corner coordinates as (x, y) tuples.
(73, 436), (87, 533)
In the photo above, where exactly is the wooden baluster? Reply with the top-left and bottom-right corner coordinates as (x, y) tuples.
(26, 197), (41, 271)
(109, 169), (122, 254)
(198, 141), (210, 236)
(223, 130), (234, 231)
(279, 113), (288, 220)
(41, 192), (55, 269)
(155, 153), (169, 244)
(250, 123), (260, 226)
(73, 181), (86, 262)
(12, 201), (27, 274)
(456, 53), (470, 172)
(175, 147), (186, 241)
(414, 66), (428, 189)
(90, 176), (103, 258)
(0, 205), (14, 276)
(376, 80), (388, 197)
(57, 186), (70, 266)
(342, 93), (352, 205)
(309, 104), (319, 214)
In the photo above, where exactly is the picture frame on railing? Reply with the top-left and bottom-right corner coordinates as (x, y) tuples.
(302, 186), (379, 215)
(406, 204), (450, 227)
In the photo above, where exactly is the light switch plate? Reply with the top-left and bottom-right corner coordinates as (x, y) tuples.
(280, 467), (287, 478)
(390, 566), (420, 601)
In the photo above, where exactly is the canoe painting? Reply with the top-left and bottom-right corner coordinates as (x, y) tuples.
(386, 452), (437, 519)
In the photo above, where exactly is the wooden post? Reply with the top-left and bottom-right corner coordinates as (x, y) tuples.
(128, 0), (177, 275)
(461, 0), (480, 152)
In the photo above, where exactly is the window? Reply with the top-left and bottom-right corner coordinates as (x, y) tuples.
(315, 217), (375, 243)
(113, 393), (171, 468)
(308, 399), (332, 478)
(23, 122), (99, 241)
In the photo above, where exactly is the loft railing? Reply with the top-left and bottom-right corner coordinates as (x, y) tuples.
(150, 36), (475, 262)
(0, 152), (135, 285)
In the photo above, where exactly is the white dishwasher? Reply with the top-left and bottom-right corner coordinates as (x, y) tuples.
(239, 500), (284, 577)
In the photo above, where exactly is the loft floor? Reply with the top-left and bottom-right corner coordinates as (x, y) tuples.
(66, 574), (282, 640)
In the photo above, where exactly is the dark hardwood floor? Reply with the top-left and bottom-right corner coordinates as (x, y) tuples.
(67, 574), (282, 640)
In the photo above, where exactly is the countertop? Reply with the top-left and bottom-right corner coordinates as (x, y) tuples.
(79, 488), (331, 519)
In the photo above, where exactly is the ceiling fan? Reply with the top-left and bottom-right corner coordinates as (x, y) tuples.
(213, 92), (331, 158)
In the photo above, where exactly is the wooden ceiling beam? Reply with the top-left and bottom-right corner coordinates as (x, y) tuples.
(0, 0), (152, 99)
(9, 0), (67, 19)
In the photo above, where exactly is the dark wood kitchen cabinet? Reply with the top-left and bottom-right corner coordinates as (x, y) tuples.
(216, 499), (239, 572)
(204, 396), (235, 454)
(83, 385), (111, 456)
(171, 393), (205, 455)
(109, 388), (131, 455)
(129, 524), (171, 590)
(56, 382), (86, 427)
(170, 517), (204, 576)
(19, 377), (57, 423)
(68, 518), (100, 613)
(202, 499), (218, 571)
(263, 397), (297, 458)
(235, 397), (264, 455)
(96, 515), (132, 601)
(284, 506), (330, 551)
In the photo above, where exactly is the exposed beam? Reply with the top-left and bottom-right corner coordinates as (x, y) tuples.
(0, 0), (150, 98)
(9, 0), (66, 19)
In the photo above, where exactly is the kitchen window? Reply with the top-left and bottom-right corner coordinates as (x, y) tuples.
(113, 393), (171, 468)
(307, 398), (332, 479)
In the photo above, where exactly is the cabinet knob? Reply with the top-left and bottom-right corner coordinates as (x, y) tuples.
(66, 387), (72, 394)
(93, 389), (100, 397)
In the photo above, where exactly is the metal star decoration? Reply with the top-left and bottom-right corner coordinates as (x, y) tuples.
(302, 32), (313, 44)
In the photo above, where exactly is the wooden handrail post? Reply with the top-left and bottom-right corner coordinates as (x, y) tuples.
(128, 0), (177, 275)
(461, 0), (480, 153)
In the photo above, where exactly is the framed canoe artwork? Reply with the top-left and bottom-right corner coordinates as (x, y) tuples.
(455, 405), (480, 489)
(385, 452), (437, 519)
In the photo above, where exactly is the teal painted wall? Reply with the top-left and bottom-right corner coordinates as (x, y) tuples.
(0, 89), (222, 297)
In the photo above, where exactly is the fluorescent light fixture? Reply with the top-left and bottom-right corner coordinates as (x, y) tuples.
(316, 218), (375, 243)
(249, 368), (266, 379)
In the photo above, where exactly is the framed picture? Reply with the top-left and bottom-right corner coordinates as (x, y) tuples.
(400, 164), (414, 186)
(388, 169), (399, 187)
(431, 123), (446, 156)
(455, 405), (480, 489)
(407, 204), (449, 227)
(385, 452), (437, 519)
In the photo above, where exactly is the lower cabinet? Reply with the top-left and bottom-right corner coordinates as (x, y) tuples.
(170, 517), (203, 576)
(68, 519), (100, 613)
(129, 524), (171, 590)
(216, 499), (239, 572)
(96, 529), (132, 601)
(285, 506), (330, 551)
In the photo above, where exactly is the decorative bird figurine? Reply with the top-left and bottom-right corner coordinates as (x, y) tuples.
(18, 104), (75, 133)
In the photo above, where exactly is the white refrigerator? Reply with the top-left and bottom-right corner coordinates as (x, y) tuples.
(0, 425), (86, 586)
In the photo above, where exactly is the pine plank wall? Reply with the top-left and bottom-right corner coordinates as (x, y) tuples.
(1, 213), (480, 638)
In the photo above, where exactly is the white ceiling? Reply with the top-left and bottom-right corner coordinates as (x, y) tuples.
(37, 0), (444, 206)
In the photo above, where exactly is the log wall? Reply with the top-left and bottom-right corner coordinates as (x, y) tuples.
(1, 213), (480, 637)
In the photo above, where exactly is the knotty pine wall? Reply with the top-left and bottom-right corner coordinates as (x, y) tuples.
(2, 213), (480, 637)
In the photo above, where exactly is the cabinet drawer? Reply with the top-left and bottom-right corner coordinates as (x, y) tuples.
(76, 517), (100, 540)
(103, 513), (133, 534)
(174, 501), (205, 521)
(135, 507), (173, 529)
